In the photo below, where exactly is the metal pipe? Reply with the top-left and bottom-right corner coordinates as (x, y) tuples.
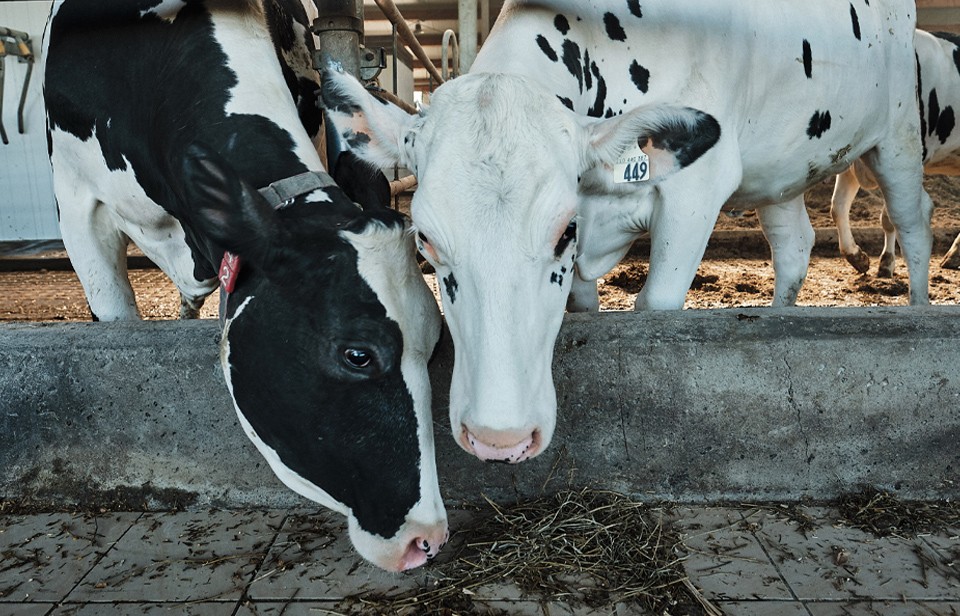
(368, 86), (417, 115)
(389, 175), (417, 196)
(373, 0), (445, 85)
(441, 29), (459, 81)
(458, 0), (477, 72)
(311, 0), (364, 78)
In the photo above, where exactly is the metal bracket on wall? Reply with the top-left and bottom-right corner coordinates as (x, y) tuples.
(0, 26), (34, 146)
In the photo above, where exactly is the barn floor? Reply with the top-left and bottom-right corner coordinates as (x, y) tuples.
(1, 504), (958, 615)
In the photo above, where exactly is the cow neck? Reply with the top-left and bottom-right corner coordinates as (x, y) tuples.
(218, 169), (338, 323)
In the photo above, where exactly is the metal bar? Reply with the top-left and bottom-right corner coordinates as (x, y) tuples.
(372, 0), (445, 85)
(458, 0), (477, 72)
(368, 86), (417, 114)
(389, 175), (417, 196)
(441, 29), (459, 80)
(17, 56), (32, 135)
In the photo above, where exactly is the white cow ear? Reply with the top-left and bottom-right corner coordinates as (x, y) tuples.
(321, 70), (420, 171)
(578, 105), (721, 180)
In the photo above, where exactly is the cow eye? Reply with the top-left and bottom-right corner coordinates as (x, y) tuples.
(342, 348), (374, 369)
(416, 231), (430, 248)
(554, 219), (577, 258)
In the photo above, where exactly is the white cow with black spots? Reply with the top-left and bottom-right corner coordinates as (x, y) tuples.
(831, 29), (960, 275)
(323, 0), (932, 464)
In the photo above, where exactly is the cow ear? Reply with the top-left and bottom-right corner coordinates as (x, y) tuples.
(579, 105), (721, 181)
(333, 150), (392, 212)
(321, 69), (420, 171)
(178, 143), (282, 265)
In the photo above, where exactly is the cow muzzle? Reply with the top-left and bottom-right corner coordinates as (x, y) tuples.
(459, 424), (543, 463)
(350, 515), (449, 572)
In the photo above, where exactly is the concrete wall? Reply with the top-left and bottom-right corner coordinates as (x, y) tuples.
(1, 307), (958, 509)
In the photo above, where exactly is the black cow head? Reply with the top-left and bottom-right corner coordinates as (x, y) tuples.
(176, 144), (446, 572)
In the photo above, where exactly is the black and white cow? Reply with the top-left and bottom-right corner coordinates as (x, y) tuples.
(831, 29), (960, 275)
(43, 0), (446, 571)
(323, 0), (933, 463)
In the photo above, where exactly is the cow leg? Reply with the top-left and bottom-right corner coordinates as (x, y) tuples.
(831, 166), (870, 274)
(124, 222), (217, 320)
(58, 194), (140, 321)
(566, 272), (599, 312)
(756, 195), (815, 307)
(861, 147), (932, 305)
(877, 206), (898, 278)
(941, 232), (960, 270)
(635, 170), (739, 310)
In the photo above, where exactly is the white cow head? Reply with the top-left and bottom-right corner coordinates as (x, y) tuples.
(322, 70), (719, 463)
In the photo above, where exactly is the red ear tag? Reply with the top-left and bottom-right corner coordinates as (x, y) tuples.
(219, 252), (242, 293)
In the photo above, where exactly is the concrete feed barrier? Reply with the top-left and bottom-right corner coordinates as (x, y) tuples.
(1, 306), (958, 509)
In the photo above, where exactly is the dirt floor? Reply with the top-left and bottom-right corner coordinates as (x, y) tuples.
(3, 175), (960, 322)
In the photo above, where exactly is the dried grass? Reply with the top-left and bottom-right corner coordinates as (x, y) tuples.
(834, 487), (960, 538)
(340, 488), (721, 616)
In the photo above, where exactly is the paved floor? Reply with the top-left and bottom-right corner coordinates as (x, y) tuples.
(1, 504), (957, 616)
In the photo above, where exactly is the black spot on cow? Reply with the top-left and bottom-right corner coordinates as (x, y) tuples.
(605, 108), (615, 118)
(629, 60), (650, 93)
(928, 89), (956, 145)
(648, 110), (722, 168)
(345, 130), (371, 149)
(936, 107), (955, 144)
(554, 14), (570, 34)
(627, 0), (642, 18)
(604, 12), (627, 41)
(802, 40), (813, 78)
(849, 4), (861, 41)
(550, 271), (564, 287)
(557, 95), (574, 111)
(536, 34), (558, 62)
(587, 63), (607, 118)
(584, 49), (593, 90)
(562, 39), (584, 93)
(443, 273), (459, 304)
(807, 110), (832, 139)
(918, 53), (929, 160)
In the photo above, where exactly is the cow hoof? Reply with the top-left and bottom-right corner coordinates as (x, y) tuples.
(844, 249), (870, 274)
(941, 249), (960, 270)
(877, 254), (895, 278)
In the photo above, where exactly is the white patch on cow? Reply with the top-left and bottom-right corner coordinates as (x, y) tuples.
(140, 0), (187, 21)
(211, 7), (325, 173)
(49, 127), (216, 320)
(220, 296), (349, 517)
(304, 188), (333, 204)
(340, 219), (445, 533)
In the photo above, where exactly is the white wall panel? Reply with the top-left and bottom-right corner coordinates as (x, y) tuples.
(0, 1), (56, 241)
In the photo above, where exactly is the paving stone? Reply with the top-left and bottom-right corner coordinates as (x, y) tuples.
(49, 602), (237, 615)
(805, 599), (960, 615)
(245, 509), (426, 601)
(749, 510), (958, 602)
(714, 600), (808, 615)
(67, 510), (283, 603)
(673, 507), (792, 601)
(0, 512), (139, 603)
(0, 603), (51, 616)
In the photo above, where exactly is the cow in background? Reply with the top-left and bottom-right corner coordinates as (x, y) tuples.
(44, 0), (445, 572)
(323, 0), (932, 464)
(831, 29), (960, 276)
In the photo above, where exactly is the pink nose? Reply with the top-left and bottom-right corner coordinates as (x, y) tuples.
(398, 526), (449, 571)
(460, 425), (542, 463)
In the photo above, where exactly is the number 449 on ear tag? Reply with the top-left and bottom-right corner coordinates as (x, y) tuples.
(613, 144), (650, 184)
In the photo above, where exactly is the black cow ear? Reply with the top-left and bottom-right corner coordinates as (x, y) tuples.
(179, 143), (281, 264)
(333, 150), (391, 212)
